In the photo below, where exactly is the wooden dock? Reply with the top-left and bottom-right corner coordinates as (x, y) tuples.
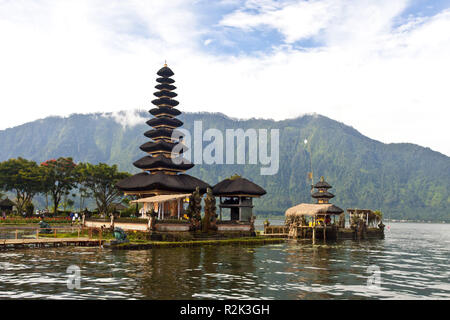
(0, 237), (105, 250)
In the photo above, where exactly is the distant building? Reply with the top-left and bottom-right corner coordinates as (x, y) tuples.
(0, 198), (15, 213)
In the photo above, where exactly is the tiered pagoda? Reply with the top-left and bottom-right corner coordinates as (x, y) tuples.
(116, 64), (209, 197)
(311, 176), (335, 204)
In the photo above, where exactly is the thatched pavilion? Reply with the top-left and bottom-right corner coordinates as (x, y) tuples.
(285, 203), (344, 226)
(212, 176), (266, 222)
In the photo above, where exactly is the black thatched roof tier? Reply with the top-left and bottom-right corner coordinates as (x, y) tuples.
(314, 177), (332, 189)
(151, 98), (179, 107)
(311, 191), (335, 199)
(156, 77), (175, 84)
(140, 140), (187, 153)
(116, 63), (207, 195)
(133, 155), (194, 171)
(155, 83), (176, 91)
(154, 90), (177, 98)
(146, 117), (183, 128)
(116, 172), (210, 193)
(157, 66), (174, 77)
(150, 106), (181, 117)
(144, 128), (184, 140)
(212, 177), (266, 197)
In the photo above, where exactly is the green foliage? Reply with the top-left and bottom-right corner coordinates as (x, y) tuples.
(155, 218), (190, 224)
(118, 205), (135, 218)
(373, 210), (383, 219)
(0, 157), (44, 213)
(25, 202), (34, 217)
(114, 217), (148, 224)
(126, 230), (149, 242)
(41, 157), (78, 214)
(77, 162), (130, 216)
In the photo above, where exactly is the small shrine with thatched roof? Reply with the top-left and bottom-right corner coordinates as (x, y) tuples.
(262, 176), (385, 241)
(213, 175), (266, 222)
(285, 177), (344, 229)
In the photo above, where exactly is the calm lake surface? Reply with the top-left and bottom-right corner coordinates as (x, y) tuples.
(0, 221), (448, 299)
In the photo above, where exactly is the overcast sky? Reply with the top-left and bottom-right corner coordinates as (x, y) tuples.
(0, 0), (449, 156)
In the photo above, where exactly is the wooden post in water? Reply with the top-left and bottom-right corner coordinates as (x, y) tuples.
(324, 225), (326, 241)
(99, 228), (102, 247)
(77, 228), (80, 238)
(36, 229), (39, 239)
(15, 229), (18, 239)
(312, 226), (316, 245)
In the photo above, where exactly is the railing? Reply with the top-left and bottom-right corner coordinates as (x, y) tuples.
(264, 225), (289, 235)
(0, 226), (83, 240)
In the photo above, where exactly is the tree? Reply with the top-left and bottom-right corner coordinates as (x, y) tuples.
(203, 187), (216, 232)
(61, 192), (76, 212)
(77, 162), (130, 216)
(78, 187), (91, 212)
(41, 157), (79, 215)
(0, 158), (44, 214)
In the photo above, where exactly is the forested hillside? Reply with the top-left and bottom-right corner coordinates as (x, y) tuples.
(1, 111), (448, 221)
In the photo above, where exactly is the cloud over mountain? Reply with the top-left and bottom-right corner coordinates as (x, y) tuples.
(0, 0), (449, 155)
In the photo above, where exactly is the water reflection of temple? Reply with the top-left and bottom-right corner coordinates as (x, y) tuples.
(127, 246), (258, 299)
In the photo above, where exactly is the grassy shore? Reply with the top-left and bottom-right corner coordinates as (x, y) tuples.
(37, 231), (286, 249)
(110, 237), (286, 250)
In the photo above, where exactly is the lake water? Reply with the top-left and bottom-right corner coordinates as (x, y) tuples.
(0, 222), (448, 299)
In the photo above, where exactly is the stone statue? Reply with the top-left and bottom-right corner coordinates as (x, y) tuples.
(38, 220), (52, 234)
(113, 227), (128, 243)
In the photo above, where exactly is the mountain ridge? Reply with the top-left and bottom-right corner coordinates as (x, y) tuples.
(0, 111), (449, 221)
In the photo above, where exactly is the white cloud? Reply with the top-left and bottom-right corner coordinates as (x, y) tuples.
(220, 0), (335, 43)
(105, 109), (147, 128)
(219, 0), (408, 45)
(0, 0), (449, 157)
